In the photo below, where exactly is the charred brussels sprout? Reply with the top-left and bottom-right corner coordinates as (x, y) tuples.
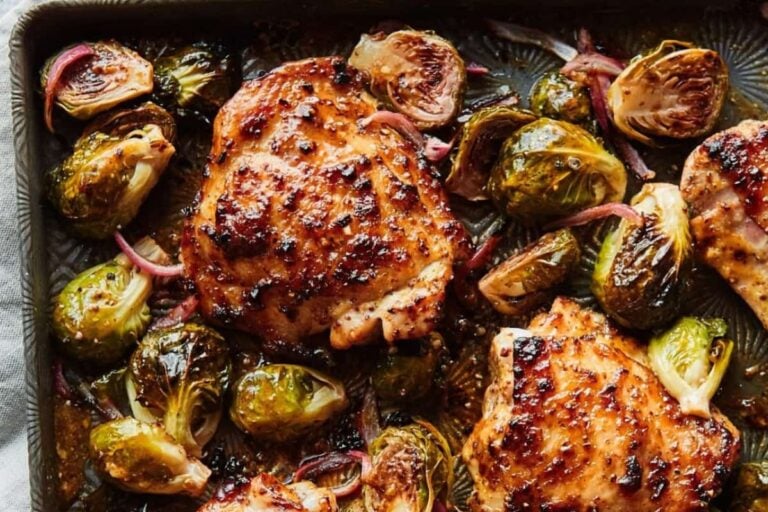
(648, 317), (734, 418)
(153, 43), (237, 116)
(479, 228), (581, 316)
(363, 421), (453, 512)
(83, 101), (176, 141)
(732, 462), (768, 512)
(372, 334), (442, 403)
(487, 118), (627, 222)
(89, 417), (211, 496)
(607, 40), (728, 146)
(47, 123), (175, 239)
(41, 40), (154, 131)
(446, 107), (536, 201)
(126, 323), (230, 457)
(530, 72), (592, 125)
(229, 364), (347, 442)
(51, 239), (162, 363)
(592, 183), (692, 330)
(349, 30), (465, 129)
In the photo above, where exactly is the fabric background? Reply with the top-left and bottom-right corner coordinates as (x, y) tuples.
(1, 1), (44, 510)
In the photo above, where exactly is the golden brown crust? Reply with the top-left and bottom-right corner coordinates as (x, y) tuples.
(181, 57), (469, 348)
(463, 298), (740, 512)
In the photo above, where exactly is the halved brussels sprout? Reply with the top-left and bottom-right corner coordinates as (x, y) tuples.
(479, 228), (581, 316)
(349, 30), (466, 129)
(363, 421), (453, 512)
(126, 323), (230, 458)
(89, 417), (210, 496)
(530, 72), (592, 125)
(47, 123), (175, 239)
(229, 364), (347, 442)
(648, 317), (734, 418)
(153, 42), (237, 116)
(51, 239), (163, 363)
(41, 40), (154, 131)
(487, 118), (627, 222)
(732, 462), (768, 512)
(372, 334), (442, 403)
(592, 183), (691, 330)
(607, 40), (729, 146)
(83, 101), (176, 141)
(446, 107), (536, 201)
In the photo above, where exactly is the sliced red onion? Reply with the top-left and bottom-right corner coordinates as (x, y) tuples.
(293, 450), (372, 499)
(53, 359), (75, 400)
(152, 295), (199, 329)
(544, 202), (643, 230)
(587, 73), (612, 134)
(561, 52), (624, 79)
(361, 110), (451, 162)
(466, 62), (490, 76)
(114, 231), (184, 277)
(576, 27), (597, 54)
(486, 19), (578, 62)
(44, 43), (95, 132)
(466, 234), (501, 271)
(433, 500), (449, 512)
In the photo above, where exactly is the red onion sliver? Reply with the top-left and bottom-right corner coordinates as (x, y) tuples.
(293, 450), (372, 499)
(466, 234), (501, 271)
(577, 27), (596, 54)
(544, 202), (643, 231)
(466, 62), (490, 76)
(433, 500), (449, 512)
(561, 52), (624, 79)
(347, 450), (373, 481)
(152, 295), (199, 329)
(44, 43), (95, 132)
(486, 19), (578, 62)
(612, 136), (656, 181)
(53, 359), (75, 401)
(114, 231), (184, 277)
(359, 387), (381, 447)
(362, 110), (451, 162)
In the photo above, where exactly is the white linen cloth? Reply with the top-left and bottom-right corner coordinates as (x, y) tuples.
(0, 1), (45, 510)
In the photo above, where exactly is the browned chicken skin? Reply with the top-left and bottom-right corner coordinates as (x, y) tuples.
(198, 474), (337, 512)
(681, 119), (768, 329)
(463, 298), (740, 512)
(181, 57), (468, 349)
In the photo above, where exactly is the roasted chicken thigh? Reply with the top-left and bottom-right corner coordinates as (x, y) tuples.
(198, 474), (337, 512)
(681, 119), (768, 329)
(462, 298), (740, 512)
(181, 57), (468, 349)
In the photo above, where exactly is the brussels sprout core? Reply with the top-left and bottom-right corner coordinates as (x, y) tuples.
(89, 417), (210, 496)
(648, 317), (734, 418)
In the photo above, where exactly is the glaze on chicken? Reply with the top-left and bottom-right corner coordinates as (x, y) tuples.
(181, 57), (468, 349)
(198, 474), (337, 512)
(681, 119), (768, 329)
(462, 298), (740, 512)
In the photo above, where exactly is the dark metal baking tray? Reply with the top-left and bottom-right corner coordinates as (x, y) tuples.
(10, 1), (766, 510)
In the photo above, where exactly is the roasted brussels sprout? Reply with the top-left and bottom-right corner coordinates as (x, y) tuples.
(126, 323), (230, 457)
(530, 72), (592, 125)
(363, 421), (453, 512)
(592, 183), (692, 330)
(487, 118), (627, 222)
(607, 40), (729, 146)
(47, 123), (175, 239)
(648, 317), (734, 418)
(479, 228), (581, 316)
(732, 462), (768, 512)
(51, 239), (162, 363)
(83, 101), (176, 141)
(372, 334), (442, 403)
(446, 107), (536, 201)
(349, 30), (465, 129)
(41, 40), (154, 131)
(229, 364), (347, 442)
(89, 417), (211, 496)
(153, 43), (237, 116)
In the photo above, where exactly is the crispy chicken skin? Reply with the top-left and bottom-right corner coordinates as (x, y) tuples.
(463, 298), (740, 512)
(198, 474), (336, 512)
(681, 120), (768, 329)
(181, 57), (468, 349)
